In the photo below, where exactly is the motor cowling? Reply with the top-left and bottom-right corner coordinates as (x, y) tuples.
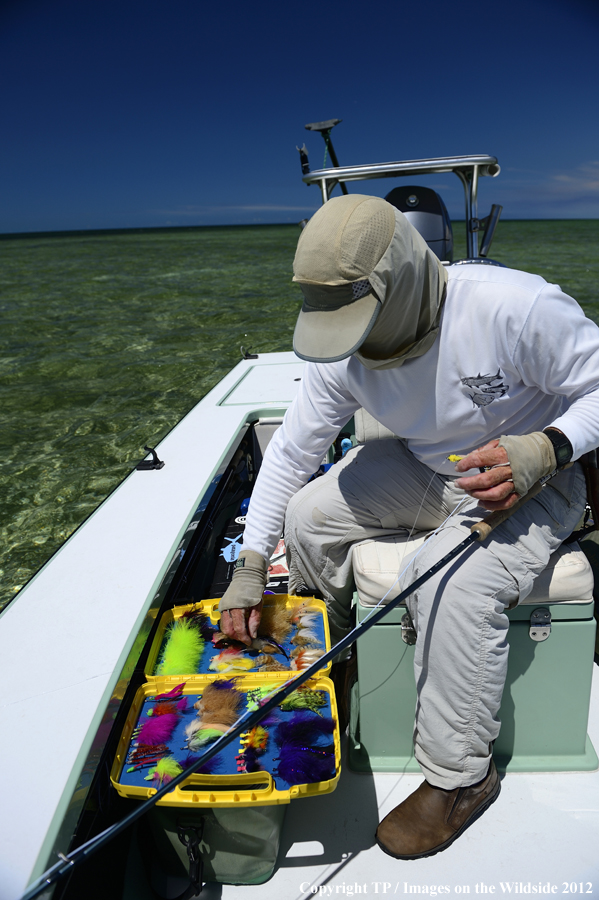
(384, 185), (453, 263)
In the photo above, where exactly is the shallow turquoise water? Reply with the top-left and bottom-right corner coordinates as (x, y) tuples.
(1, 220), (598, 610)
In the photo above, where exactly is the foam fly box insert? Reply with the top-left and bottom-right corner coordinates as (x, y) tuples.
(145, 595), (331, 681)
(110, 675), (341, 808)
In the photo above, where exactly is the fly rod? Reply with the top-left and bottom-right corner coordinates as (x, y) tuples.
(20, 477), (550, 900)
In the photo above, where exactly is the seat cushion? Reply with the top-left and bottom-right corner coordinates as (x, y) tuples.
(354, 408), (398, 443)
(353, 534), (594, 608)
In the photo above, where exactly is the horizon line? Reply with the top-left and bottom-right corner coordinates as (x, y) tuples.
(2, 216), (598, 241)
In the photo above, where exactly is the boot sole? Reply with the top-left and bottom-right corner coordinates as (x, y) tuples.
(375, 775), (501, 860)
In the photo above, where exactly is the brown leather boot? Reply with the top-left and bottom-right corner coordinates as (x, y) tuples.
(376, 761), (500, 859)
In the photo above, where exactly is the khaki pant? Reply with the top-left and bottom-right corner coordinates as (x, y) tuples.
(285, 439), (586, 788)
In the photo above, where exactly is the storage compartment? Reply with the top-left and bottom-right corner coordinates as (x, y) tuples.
(349, 597), (598, 773)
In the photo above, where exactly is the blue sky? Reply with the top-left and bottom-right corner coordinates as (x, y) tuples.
(1, 0), (598, 233)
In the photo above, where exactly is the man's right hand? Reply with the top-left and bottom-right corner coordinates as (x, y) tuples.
(218, 549), (269, 645)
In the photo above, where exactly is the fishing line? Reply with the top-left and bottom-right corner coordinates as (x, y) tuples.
(359, 458), (475, 623)
(359, 493), (474, 629)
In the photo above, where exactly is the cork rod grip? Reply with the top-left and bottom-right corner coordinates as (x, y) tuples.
(470, 480), (544, 541)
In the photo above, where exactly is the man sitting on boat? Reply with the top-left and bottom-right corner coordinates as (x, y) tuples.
(218, 194), (598, 859)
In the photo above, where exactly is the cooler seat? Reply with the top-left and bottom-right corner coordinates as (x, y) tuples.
(350, 533), (598, 774)
(348, 409), (598, 774)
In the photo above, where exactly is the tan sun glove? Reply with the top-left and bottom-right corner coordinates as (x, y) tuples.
(497, 432), (557, 497)
(218, 549), (269, 612)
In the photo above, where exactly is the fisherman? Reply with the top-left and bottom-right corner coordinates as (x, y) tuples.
(218, 194), (599, 859)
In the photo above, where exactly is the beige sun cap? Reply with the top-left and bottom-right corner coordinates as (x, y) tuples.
(292, 194), (396, 362)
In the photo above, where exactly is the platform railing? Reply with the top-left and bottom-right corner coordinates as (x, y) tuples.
(303, 154), (500, 260)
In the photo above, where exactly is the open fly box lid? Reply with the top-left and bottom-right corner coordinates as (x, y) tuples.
(110, 675), (341, 808)
(145, 595), (332, 682)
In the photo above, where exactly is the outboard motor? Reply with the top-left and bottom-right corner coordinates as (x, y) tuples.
(385, 185), (453, 263)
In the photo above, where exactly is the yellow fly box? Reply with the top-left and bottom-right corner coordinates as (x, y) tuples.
(110, 675), (340, 808)
(145, 595), (332, 681)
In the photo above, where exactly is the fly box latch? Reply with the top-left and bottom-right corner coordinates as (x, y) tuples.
(529, 607), (552, 642)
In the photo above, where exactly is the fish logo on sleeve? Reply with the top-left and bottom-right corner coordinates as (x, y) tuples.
(461, 369), (509, 408)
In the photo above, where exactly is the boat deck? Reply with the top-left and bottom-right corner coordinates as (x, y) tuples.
(210, 667), (599, 897)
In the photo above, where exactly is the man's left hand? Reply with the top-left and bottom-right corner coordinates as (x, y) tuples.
(455, 439), (519, 511)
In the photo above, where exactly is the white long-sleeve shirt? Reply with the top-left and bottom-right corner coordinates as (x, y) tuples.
(243, 264), (599, 560)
